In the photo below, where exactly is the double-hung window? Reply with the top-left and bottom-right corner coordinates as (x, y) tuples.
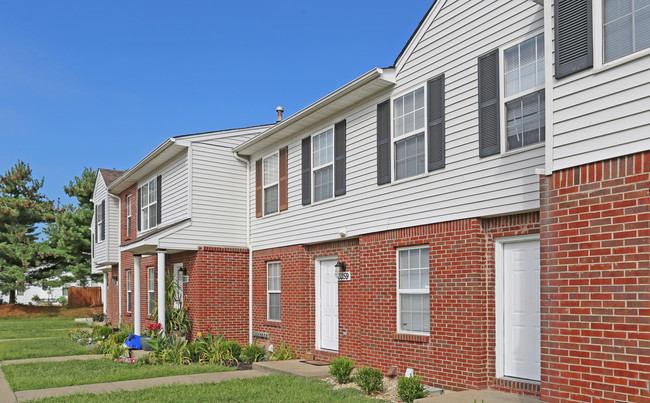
(397, 246), (430, 334)
(96, 204), (105, 242)
(148, 267), (155, 315)
(312, 128), (334, 202)
(126, 194), (132, 236)
(267, 262), (281, 321)
(263, 153), (279, 215)
(503, 33), (545, 151)
(139, 178), (157, 231)
(602, 0), (650, 63)
(393, 87), (426, 180)
(126, 270), (133, 313)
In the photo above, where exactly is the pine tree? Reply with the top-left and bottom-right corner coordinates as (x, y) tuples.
(43, 167), (97, 288)
(0, 161), (56, 303)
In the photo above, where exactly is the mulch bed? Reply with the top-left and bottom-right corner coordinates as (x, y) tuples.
(0, 304), (100, 318)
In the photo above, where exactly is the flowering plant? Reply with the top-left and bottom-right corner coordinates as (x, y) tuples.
(146, 323), (162, 336)
(114, 356), (137, 365)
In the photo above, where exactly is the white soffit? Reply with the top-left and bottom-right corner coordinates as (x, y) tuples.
(234, 67), (396, 156)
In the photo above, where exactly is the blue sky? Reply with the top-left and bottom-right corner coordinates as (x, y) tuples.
(0, 0), (432, 204)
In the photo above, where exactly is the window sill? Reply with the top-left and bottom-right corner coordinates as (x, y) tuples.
(594, 48), (650, 75)
(264, 320), (281, 328)
(501, 142), (545, 158)
(125, 313), (132, 317)
(393, 333), (429, 343)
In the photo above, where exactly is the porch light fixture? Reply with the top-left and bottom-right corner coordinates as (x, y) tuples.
(334, 261), (347, 272)
(179, 267), (187, 275)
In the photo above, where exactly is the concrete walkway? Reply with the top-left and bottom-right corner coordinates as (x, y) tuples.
(0, 355), (103, 367)
(253, 359), (331, 378)
(416, 389), (540, 403)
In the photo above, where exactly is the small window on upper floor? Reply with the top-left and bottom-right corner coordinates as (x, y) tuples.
(139, 177), (158, 232)
(263, 153), (279, 215)
(312, 128), (334, 202)
(503, 33), (545, 151)
(393, 88), (426, 180)
(126, 194), (132, 236)
(95, 201), (105, 243)
(603, 0), (650, 63)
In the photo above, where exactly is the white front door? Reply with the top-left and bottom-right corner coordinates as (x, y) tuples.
(502, 239), (541, 381)
(316, 259), (339, 351)
(173, 264), (184, 309)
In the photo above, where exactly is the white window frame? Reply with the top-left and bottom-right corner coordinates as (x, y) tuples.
(267, 261), (281, 322)
(147, 267), (155, 315)
(499, 31), (546, 154)
(311, 126), (335, 203)
(593, 0), (650, 71)
(139, 177), (158, 232)
(96, 204), (105, 243)
(126, 270), (133, 313)
(391, 85), (428, 182)
(396, 245), (430, 335)
(262, 151), (279, 216)
(126, 194), (132, 236)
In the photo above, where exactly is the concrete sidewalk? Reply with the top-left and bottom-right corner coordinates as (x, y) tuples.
(13, 369), (267, 402)
(416, 389), (540, 403)
(0, 354), (103, 367)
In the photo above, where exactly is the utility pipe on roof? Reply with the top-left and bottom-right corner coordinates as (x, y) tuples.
(232, 150), (253, 345)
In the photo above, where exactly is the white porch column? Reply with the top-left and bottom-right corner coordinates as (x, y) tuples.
(133, 254), (142, 336)
(157, 249), (166, 335)
(102, 272), (108, 317)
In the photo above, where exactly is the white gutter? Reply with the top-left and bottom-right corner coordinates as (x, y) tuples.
(232, 151), (253, 345)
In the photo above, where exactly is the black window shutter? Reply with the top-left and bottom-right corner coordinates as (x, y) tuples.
(101, 201), (105, 241)
(376, 100), (391, 185)
(478, 49), (500, 158)
(554, 0), (592, 79)
(156, 175), (162, 224)
(334, 119), (347, 196)
(137, 187), (142, 231)
(94, 206), (98, 243)
(301, 136), (311, 205)
(427, 74), (445, 171)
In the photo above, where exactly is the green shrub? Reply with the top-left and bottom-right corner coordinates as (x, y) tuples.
(57, 296), (67, 306)
(329, 357), (355, 384)
(240, 343), (265, 363)
(272, 341), (298, 361)
(102, 338), (126, 360)
(355, 366), (383, 395)
(397, 376), (427, 403)
(240, 344), (266, 363)
(92, 325), (113, 339)
(223, 340), (242, 360)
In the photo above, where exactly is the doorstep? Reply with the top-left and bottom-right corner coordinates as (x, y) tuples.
(415, 389), (540, 403)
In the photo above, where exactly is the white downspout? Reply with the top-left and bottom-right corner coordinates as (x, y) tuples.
(233, 151), (253, 345)
(108, 192), (122, 324)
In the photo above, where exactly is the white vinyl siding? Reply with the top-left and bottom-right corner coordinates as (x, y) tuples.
(393, 87), (426, 180)
(159, 152), (189, 225)
(503, 33), (545, 151)
(397, 246), (430, 334)
(554, 4), (650, 171)
(126, 270), (132, 313)
(139, 177), (158, 232)
(148, 267), (155, 315)
(160, 128), (266, 250)
(246, 0), (545, 251)
(263, 153), (279, 215)
(91, 172), (120, 273)
(312, 128), (334, 202)
(603, 0), (650, 63)
(126, 195), (132, 236)
(267, 261), (281, 321)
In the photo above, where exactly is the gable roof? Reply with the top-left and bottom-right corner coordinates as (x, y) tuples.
(98, 168), (125, 186)
(393, 0), (445, 74)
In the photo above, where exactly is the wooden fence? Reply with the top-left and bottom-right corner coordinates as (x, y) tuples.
(68, 287), (102, 307)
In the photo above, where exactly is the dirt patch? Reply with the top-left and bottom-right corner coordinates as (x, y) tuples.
(0, 304), (101, 318)
(324, 376), (400, 402)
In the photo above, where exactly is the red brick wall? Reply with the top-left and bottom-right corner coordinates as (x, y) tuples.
(540, 151), (650, 403)
(251, 214), (540, 396)
(106, 266), (120, 325)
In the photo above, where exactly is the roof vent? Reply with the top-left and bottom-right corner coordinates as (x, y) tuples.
(276, 106), (284, 122)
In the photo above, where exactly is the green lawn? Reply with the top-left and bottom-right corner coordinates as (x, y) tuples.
(27, 374), (378, 402)
(0, 338), (92, 360)
(0, 318), (80, 340)
(3, 359), (235, 391)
